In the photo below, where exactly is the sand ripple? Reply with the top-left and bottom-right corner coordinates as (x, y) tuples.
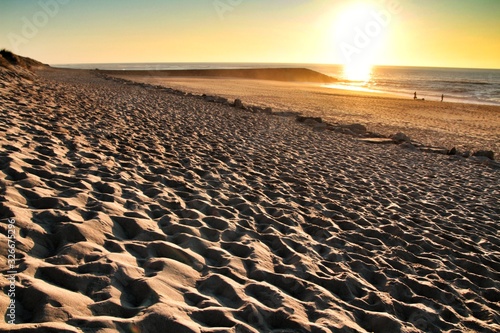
(1, 67), (499, 332)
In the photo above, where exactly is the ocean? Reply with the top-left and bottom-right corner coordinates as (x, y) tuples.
(55, 62), (500, 106)
(313, 64), (500, 106)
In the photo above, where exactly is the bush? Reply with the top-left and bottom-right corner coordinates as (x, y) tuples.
(0, 55), (10, 68)
(0, 49), (19, 65)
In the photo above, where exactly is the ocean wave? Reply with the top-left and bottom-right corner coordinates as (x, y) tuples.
(433, 80), (493, 86)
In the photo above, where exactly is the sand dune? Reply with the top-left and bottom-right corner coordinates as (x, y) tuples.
(1, 66), (499, 332)
(100, 68), (337, 84)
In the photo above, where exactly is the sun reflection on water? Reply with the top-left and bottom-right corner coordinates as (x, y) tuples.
(343, 62), (373, 83)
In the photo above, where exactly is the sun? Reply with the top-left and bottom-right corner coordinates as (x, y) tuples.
(333, 1), (386, 82)
(343, 60), (372, 82)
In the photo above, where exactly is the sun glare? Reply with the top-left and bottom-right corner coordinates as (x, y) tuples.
(334, 2), (385, 82)
(343, 61), (372, 82)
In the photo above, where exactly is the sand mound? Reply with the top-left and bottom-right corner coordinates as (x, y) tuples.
(0, 50), (45, 69)
(100, 68), (337, 84)
(0, 50), (47, 81)
(1, 67), (499, 332)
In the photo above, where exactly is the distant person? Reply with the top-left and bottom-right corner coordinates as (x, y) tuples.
(441, 94), (444, 102)
(414, 92), (417, 100)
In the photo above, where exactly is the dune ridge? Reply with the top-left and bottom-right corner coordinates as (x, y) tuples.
(98, 68), (337, 84)
(1, 65), (499, 332)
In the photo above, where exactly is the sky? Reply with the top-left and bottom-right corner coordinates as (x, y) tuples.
(0, 0), (499, 69)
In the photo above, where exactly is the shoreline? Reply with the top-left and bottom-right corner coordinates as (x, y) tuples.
(325, 83), (500, 107)
(54, 64), (500, 107)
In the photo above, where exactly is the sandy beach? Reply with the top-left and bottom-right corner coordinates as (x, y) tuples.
(1, 63), (499, 333)
(109, 71), (500, 158)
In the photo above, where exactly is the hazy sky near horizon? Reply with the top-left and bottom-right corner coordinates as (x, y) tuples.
(0, 0), (499, 68)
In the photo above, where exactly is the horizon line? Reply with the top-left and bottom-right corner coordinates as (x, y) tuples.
(52, 61), (500, 71)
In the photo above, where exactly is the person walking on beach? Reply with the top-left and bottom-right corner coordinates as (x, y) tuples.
(441, 94), (444, 102)
(414, 92), (417, 100)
